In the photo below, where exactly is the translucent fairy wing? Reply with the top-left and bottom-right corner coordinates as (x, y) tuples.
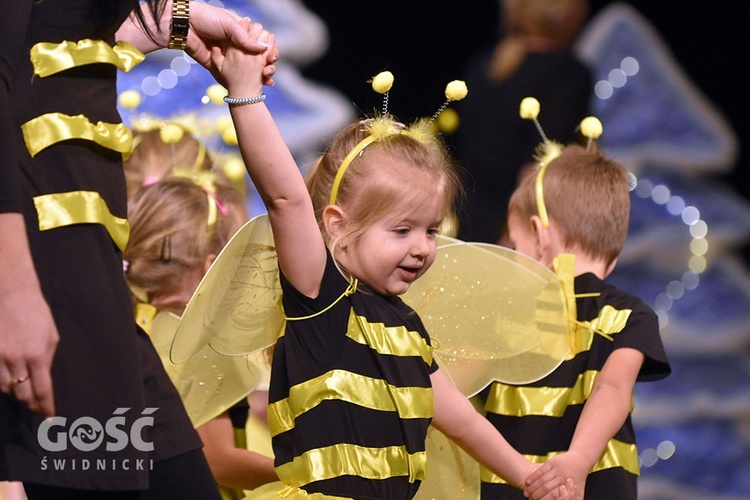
(414, 421), (480, 500)
(170, 214), (284, 363)
(150, 311), (268, 428)
(403, 239), (569, 397)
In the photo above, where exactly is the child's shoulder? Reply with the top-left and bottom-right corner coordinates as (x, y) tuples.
(575, 272), (656, 319)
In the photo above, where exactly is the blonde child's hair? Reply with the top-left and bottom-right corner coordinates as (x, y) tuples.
(124, 177), (248, 302)
(508, 144), (630, 265)
(304, 119), (463, 252)
(124, 128), (214, 198)
(489, 0), (590, 82)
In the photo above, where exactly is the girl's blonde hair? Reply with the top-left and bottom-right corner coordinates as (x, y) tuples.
(124, 177), (248, 302)
(304, 119), (463, 251)
(124, 128), (214, 198)
(508, 144), (630, 265)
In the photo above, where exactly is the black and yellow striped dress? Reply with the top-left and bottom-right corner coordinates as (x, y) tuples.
(480, 273), (671, 499)
(268, 251), (437, 499)
(0, 1), (202, 490)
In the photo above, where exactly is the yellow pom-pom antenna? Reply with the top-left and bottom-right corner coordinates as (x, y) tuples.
(436, 108), (460, 134)
(371, 71), (394, 117)
(207, 84), (228, 105)
(445, 80), (468, 102)
(221, 125), (238, 146)
(371, 71), (394, 94)
(519, 96), (547, 143)
(119, 89), (142, 109)
(430, 80), (469, 124)
(580, 116), (603, 139)
(580, 116), (603, 150)
(519, 97), (540, 120)
(159, 123), (184, 144)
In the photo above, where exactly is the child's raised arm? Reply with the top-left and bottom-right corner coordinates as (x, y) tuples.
(216, 23), (326, 297)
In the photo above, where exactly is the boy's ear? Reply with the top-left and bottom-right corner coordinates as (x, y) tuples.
(529, 214), (546, 249)
(322, 204), (347, 242)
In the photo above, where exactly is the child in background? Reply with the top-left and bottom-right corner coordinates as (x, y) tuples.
(213, 23), (577, 500)
(489, 142), (671, 499)
(124, 126), (214, 198)
(124, 138), (277, 498)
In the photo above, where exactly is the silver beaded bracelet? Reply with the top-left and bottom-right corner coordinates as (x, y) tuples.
(223, 94), (267, 105)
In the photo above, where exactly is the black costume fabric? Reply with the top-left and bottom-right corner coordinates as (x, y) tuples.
(269, 251), (437, 499)
(480, 273), (671, 499)
(452, 50), (592, 243)
(0, 0), (202, 490)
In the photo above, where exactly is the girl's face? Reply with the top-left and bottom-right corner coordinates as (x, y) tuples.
(341, 194), (445, 296)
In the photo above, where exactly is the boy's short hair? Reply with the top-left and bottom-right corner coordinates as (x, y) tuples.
(508, 144), (630, 265)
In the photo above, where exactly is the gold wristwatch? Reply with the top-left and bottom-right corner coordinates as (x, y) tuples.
(168, 0), (190, 50)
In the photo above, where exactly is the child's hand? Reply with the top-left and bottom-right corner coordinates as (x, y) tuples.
(523, 453), (586, 500)
(209, 19), (276, 96)
(185, 2), (278, 87)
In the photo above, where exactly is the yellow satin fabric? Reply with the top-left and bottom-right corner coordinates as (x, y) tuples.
(245, 482), (353, 499)
(485, 370), (599, 417)
(30, 39), (145, 77)
(135, 302), (159, 333)
(480, 437), (639, 484)
(267, 369), (434, 437)
(348, 310), (434, 365)
(21, 112), (133, 159)
(275, 443), (428, 488)
(568, 304), (631, 356)
(33, 191), (130, 251)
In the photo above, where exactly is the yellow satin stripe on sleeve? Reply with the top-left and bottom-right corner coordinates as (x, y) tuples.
(21, 113), (133, 159)
(33, 191), (130, 251)
(30, 39), (145, 77)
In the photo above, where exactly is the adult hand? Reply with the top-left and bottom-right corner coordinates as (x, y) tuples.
(188, 1), (279, 87)
(0, 215), (58, 417)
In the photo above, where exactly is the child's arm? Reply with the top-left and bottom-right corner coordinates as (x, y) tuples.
(216, 25), (327, 297)
(116, 1), (278, 86)
(430, 369), (533, 489)
(523, 347), (644, 498)
(197, 413), (278, 490)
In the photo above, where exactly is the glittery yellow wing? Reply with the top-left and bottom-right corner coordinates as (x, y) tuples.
(403, 237), (569, 397)
(414, 425), (480, 500)
(170, 214), (284, 364)
(149, 311), (267, 428)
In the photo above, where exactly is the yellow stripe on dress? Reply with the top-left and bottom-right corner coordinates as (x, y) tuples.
(21, 112), (133, 159)
(347, 309), (433, 365)
(30, 39), (145, 77)
(480, 438), (639, 484)
(33, 191), (130, 251)
(276, 443), (428, 488)
(485, 370), (600, 417)
(267, 369), (433, 437)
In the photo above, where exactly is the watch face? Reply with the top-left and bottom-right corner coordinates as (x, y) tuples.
(173, 17), (189, 33)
